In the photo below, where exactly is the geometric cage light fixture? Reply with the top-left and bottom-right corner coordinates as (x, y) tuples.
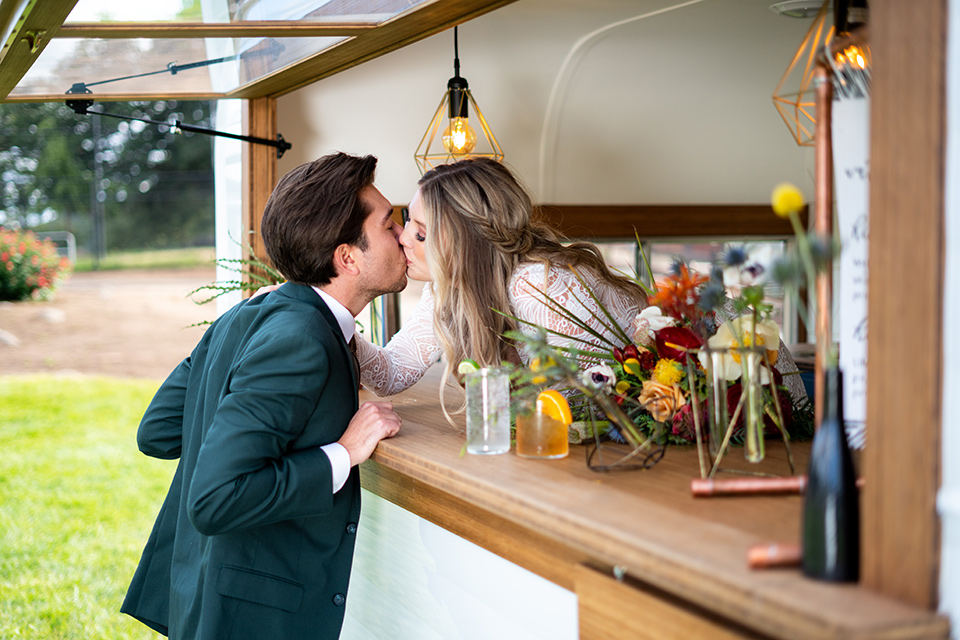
(771, 0), (834, 146)
(414, 26), (503, 174)
(772, 0), (870, 147)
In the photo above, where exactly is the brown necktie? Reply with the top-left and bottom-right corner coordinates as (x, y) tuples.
(348, 336), (360, 389)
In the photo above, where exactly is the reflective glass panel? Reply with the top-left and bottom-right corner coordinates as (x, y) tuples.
(11, 0), (432, 98)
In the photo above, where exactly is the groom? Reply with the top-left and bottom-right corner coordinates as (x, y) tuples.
(121, 152), (407, 639)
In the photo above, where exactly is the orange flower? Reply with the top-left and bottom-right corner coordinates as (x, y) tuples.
(648, 263), (709, 323)
(639, 380), (687, 423)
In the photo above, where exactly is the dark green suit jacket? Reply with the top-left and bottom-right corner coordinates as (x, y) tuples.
(121, 283), (362, 639)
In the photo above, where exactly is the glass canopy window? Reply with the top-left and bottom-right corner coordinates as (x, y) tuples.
(2, 0), (505, 101)
(14, 35), (348, 98)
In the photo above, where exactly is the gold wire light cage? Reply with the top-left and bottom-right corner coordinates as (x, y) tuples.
(414, 89), (503, 173)
(772, 0), (871, 147)
(772, 1), (834, 146)
(414, 27), (503, 174)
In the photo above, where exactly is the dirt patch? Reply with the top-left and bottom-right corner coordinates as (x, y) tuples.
(0, 267), (218, 380)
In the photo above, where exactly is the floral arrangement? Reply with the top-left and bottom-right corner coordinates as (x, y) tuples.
(509, 233), (814, 472)
(0, 227), (72, 302)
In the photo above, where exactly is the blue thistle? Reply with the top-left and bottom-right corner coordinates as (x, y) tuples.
(722, 246), (748, 267)
(698, 280), (727, 313)
(668, 257), (685, 277)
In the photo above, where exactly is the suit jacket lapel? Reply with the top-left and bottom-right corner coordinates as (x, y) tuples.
(276, 283), (359, 395)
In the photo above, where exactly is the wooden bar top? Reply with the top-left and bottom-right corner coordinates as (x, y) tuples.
(360, 369), (948, 640)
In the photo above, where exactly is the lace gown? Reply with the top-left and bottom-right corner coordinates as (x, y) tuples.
(355, 262), (807, 401)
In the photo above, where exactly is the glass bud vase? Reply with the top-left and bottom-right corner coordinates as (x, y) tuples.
(706, 349), (729, 457)
(740, 348), (765, 463)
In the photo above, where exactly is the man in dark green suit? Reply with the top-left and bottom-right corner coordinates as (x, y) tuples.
(121, 153), (407, 639)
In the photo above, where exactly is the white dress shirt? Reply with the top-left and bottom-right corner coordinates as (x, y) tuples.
(313, 287), (355, 494)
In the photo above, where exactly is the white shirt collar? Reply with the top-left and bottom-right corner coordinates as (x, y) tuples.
(312, 287), (356, 344)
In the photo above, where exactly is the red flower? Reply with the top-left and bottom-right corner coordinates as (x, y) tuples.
(671, 403), (707, 443)
(655, 326), (702, 364)
(637, 350), (657, 370)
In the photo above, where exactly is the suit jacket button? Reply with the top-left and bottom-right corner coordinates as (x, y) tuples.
(346, 523), (357, 534)
(333, 593), (345, 606)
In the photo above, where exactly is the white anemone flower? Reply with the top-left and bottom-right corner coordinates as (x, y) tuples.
(580, 363), (616, 392)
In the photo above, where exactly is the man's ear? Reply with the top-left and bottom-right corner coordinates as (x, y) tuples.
(332, 242), (361, 277)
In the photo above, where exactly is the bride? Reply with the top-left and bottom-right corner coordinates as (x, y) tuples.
(355, 158), (806, 406)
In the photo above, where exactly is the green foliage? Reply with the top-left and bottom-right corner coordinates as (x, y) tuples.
(0, 99), (215, 253)
(0, 227), (72, 301)
(188, 241), (284, 312)
(0, 374), (174, 639)
(188, 257), (284, 305)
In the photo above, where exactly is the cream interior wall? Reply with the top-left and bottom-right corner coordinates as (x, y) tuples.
(277, 0), (816, 207)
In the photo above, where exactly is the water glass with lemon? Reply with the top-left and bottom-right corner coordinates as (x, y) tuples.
(515, 389), (572, 459)
(460, 360), (511, 455)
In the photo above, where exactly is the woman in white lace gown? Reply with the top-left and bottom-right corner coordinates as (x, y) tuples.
(356, 158), (807, 406)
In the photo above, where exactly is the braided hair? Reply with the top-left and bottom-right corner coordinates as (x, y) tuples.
(417, 158), (645, 419)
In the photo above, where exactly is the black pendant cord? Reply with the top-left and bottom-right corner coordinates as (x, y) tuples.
(453, 25), (460, 78)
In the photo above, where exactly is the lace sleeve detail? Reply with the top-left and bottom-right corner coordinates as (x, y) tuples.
(356, 285), (442, 396)
(509, 263), (641, 365)
(774, 340), (809, 403)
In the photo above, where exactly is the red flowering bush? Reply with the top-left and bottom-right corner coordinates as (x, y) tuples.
(0, 227), (72, 301)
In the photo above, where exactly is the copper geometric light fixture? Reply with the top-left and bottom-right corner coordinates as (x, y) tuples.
(772, 0), (834, 147)
(414, 26), (503, 174)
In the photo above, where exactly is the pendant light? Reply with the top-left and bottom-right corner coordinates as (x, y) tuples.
(771, 0), (870, 146)
(414, 26), (503, 174)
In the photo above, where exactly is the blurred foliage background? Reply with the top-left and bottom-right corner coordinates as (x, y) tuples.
(0, 99), (215, 255)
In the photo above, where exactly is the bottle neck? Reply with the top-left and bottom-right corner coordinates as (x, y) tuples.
(821, 367), (845, 427)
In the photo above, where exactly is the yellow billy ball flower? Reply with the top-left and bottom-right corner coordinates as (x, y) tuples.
(771, 182), (804, 218)
(653, 358), (683, 386)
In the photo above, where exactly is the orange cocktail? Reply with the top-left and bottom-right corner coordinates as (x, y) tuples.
(515, 390), (571, 459)
(516, 412), (569, 459)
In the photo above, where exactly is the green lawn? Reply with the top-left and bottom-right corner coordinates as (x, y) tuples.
(74, 247), (215, 272)
(0, 375), (174, 639)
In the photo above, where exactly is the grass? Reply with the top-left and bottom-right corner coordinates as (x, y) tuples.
(0, 374), (174, 639)
(73, 246), (215, 272)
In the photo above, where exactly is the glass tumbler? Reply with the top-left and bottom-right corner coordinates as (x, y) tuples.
(464, 367), (511, 455)
(515, 396), (569, 460)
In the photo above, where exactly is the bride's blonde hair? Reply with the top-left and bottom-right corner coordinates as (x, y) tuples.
(417, 158), (645, 415)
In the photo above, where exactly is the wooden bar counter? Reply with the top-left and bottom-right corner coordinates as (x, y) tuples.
(359, 369), (948, 640)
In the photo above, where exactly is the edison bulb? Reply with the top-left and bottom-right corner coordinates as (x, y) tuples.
(442, 117), (477, 154)
(838, 45), (867, 70)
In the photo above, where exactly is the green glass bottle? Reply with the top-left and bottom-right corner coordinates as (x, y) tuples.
(801, 367), (860, 581)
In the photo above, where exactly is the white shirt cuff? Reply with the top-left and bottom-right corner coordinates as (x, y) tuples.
(320, 442), (351, 494)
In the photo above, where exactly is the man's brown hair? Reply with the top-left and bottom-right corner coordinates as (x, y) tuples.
(261, 152), (377, 286)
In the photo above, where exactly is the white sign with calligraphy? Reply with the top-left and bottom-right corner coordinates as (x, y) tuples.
(831, 94), (870, 449)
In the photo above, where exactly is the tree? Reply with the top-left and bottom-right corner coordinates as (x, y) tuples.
(0, 99), (215, 253)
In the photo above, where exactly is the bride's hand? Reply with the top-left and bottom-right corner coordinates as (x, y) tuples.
(252, 283), (282, 298)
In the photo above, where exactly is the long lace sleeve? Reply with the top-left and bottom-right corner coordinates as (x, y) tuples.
(509, 263), (642, 365)
(355, 284), (443, 396)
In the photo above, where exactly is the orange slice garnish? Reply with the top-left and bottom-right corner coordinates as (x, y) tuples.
(536, 390), (573, 425)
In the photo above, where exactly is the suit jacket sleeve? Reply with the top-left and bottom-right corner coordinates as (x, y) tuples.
(137, 356), (192, 460)
(186, 330), (338, 537)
